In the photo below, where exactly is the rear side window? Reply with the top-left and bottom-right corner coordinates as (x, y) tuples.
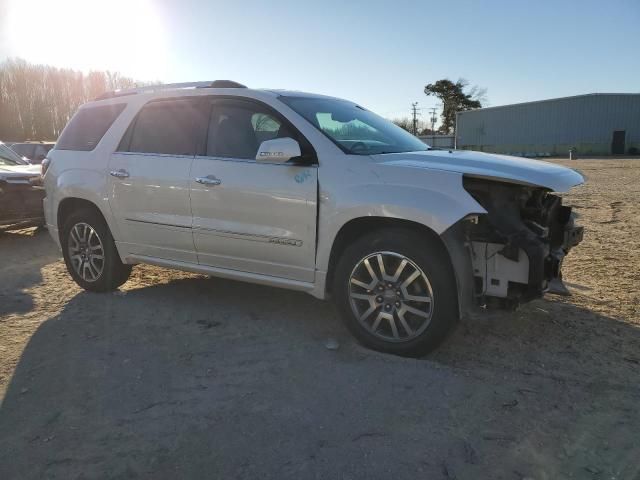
(124, 100), (206, 156)
(57, 104), (126, 151)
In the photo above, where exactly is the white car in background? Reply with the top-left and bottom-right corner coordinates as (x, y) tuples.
(42, 81), (584, 356)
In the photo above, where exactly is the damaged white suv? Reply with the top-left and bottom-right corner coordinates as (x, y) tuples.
(43, 81), (584, 356)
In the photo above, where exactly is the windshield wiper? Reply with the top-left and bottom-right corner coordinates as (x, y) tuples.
(375, 149), (431, 155)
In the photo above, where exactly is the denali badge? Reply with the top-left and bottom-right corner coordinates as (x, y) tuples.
(269, 237), (302, 247)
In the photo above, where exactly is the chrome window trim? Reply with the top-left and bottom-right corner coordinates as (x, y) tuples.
(113, 151), (195, 159)
(193, 154), (318, 167)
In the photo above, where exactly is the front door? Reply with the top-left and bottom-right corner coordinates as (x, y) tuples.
(612, 130), (626, 155)
(108, 98), (206, 263)
(189, 98), (318, 282)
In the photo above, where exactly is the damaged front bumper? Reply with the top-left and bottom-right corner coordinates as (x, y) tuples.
(443, 176), (584, 314)
(469, 220), (583, 303)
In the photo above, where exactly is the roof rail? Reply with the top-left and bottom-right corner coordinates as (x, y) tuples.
(94, 80), (247, 101)
(210, 80), (247, 88)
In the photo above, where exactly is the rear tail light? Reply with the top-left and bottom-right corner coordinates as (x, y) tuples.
(41, 157), (51, 177)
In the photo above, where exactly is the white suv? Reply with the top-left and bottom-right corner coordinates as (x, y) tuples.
(43, 80), (584, 356)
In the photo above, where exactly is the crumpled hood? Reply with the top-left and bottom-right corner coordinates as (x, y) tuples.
(0, 163), (41, 182)
(372, 149), (584, 192)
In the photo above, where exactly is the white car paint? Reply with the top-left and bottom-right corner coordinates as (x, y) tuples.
(373, 149), (584, 193)
(43, 85), (584, 302)
(190, 156), (318, 282)
(108, 151), (197, 264)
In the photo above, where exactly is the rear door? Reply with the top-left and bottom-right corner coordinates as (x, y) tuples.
(108, 98), (207, 263)
(189, 98), (318, 282)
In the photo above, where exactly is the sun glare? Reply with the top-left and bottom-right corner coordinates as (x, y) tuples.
(6, 0), (167, 81)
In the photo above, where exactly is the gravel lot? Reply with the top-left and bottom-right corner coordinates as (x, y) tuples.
(1, 158), (638, 479)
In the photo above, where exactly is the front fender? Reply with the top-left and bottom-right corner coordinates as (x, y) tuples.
(316, 169), (486, 274)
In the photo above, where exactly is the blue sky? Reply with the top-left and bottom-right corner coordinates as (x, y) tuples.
(1, 0), (638, 121)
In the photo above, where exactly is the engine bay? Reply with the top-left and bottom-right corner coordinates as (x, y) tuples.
(462, 176), (584, 308)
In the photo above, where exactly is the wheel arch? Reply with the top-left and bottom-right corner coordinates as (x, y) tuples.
(325, 216), (454, 296)
(57, 197), (105, 229)
(56, 197), (117, 249)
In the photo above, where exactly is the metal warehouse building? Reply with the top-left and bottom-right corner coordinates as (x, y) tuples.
(456, 93), (640, 156)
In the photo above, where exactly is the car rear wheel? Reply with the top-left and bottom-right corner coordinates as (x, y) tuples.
(333, 228), (458, 357)
(61, 209), (131, 292)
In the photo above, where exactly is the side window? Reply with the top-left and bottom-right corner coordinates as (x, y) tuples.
(57, 104), (126, 151)
(125, 100), (206, 156)
(252, 113), (291, 144)
(206, 101), (294, 160)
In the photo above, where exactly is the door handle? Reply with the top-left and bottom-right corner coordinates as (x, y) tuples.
(195, 175), (222, 186)
(110, 169), (130, 179)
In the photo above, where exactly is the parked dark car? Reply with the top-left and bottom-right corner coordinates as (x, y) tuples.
(0, 142), (45, 230)
(9, 141), (55, 164)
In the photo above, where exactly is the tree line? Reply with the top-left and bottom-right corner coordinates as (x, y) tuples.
(0, 58), (141, 141)
(0, 58), (486, 141)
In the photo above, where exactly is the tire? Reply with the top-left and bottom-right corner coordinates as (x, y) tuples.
(333, 228), (458, 357)
(61, 208), (132, 292)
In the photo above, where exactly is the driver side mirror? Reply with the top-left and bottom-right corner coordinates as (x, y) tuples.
(256, 137), (301, 164)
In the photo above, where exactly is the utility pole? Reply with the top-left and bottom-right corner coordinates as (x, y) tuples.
(428, 107), (438, 135)
(411, 102), (420, 135)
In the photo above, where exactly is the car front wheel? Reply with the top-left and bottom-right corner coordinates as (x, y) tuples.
(333, 228), (458, 357)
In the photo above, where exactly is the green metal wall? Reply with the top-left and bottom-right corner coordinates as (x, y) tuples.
(456, 94), (640, 156)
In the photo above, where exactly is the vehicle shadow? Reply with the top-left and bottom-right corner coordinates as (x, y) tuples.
(0, 228), (59, 316)
(0, 273), (638, 478)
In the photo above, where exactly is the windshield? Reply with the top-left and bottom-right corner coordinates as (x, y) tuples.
(0, 143), (27, 166)
(279, 96), (430, 155)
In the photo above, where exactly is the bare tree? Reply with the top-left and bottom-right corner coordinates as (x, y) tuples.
(392, 117), (429, 135)
(0, 58), (150, 141)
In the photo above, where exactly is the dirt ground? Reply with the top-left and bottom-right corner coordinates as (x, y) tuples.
(0, 158), (638, 479)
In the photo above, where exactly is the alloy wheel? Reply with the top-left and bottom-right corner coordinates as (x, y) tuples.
(348, 251), (434, 342)
(68, 222), (105, 282)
